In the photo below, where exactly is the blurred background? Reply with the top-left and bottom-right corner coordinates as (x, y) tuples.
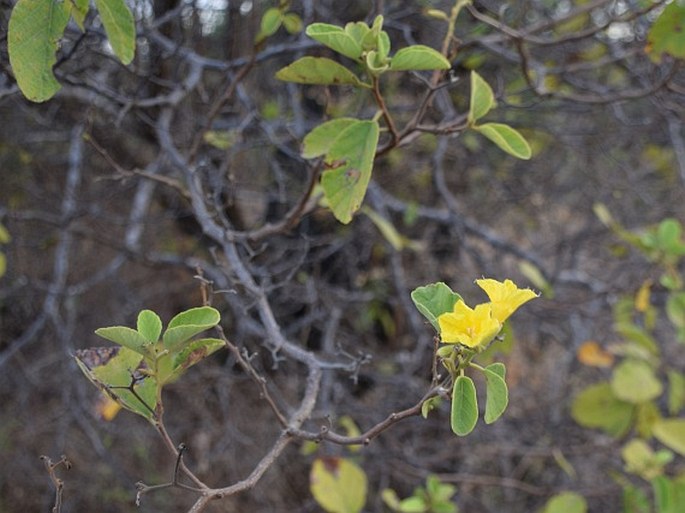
(1, 0), (684, 511)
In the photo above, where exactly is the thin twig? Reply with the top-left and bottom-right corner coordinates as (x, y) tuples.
(40, 455), (72, 513)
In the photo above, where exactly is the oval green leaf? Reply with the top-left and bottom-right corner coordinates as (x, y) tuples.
(302, 118), (358, 159)
(276, 57), (362, 86)
(451, 375), (478, 436)
(483, 365), (508, 424)
(667, 292), (685, 330)
(542, 492), (587, 513)
(137, 309), (162, 343)
(310, 457), (367, 513)
(474, 123), (532, 160)
(571, 382), (634, 437)
(163, 306), (220, 351)
(94, 0), (136, 64)
(397, 496), (428, 512)
(282, 12), (303, 34)
(321, 119), (379, 224)
(389, 45), (450, 71)
(410, 282), (461, 331)
(164, 337), (225, 382)
(95, 326), (151, 355)
(653, 419), (685, 457)
(611, 359), (663, 404)
(469, 71), (496, 123)
(255, 7), (282, 42)
(344, 21), (370, 47)
(167, 306), (220, 329)
(306, 23), (362, 60)
(647, 3), (685, 62)
(8, 0), (70, 102)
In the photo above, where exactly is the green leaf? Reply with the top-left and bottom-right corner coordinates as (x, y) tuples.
(389, 45), (450, 71)
(365, 50), (389, 75)
(518, 260), (554, 298)
(426, 475), (456, 502)
(542, 492), (587, 513)
(469, 71), (496, 123)
(75, 346), (157, 421)
(204, 129), (240, 150)
(623, 484), (651, 513)
(163, 306), (221, 352)
(310, 457), (367, 513)
(483, 364), (508, 424)
(282, 12), (303, 34)
(381, 489), (402, 510)
(306, 23), (362, 60)
(656, 219), (682, 247)
(0, 254), (6, 278)
(167, 337), (224, 380)
(653, 419), (685, 457)
(397, 496), (428, 513)
(167, 306), (220, 329)
(0, 224), (10, 244)
(425, 9), (450, 22)
(622, 439), (670, 480)
(611, 359), (663, 404)
(651, 475), (685, 513)
(321, 119), (379, 224)
(667, 293), (685, 330)
(571, 382), (634, 437)
(137, 310), (162, 343)
(156, 337), (224, 384)
(255, 7), (282, 42)
(377, 31), (391, 61)
(302, 118), (359, 159)
(421, 396), (442, 419)
(410, 282), (462, 331)
(275, 57), (363, 86)
(451, 375), (478, 436)
(68, 0), (90, 30)
(93, 0), (136, 64)
(95, 326), (152, 355)
(344, 21), (370, 48)
(636, 401), (661, 438)
(486, 362), (506, 379)
(668, 371), (685, 415)
(432, 503), (457, 513)
(8, 0), (70, 102)
(362, 206), (418, 251)
(647, 3), (685, 62)
(473, 123), (532, 160)
(614, 322), (659, 355)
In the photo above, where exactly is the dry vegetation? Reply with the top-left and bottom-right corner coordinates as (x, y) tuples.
(1, 1), (684, 512)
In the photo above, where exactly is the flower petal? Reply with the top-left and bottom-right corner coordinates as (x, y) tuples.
(438, 300), (501, 348)
(476, 278), (538, 323)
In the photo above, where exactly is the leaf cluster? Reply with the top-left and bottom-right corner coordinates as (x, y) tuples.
(75, 307), (223, 423)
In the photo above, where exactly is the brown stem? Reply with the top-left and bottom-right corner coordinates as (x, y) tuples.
(372, 76), (399, 146)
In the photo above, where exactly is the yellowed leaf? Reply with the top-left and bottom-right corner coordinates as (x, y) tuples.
(635, 280), (652, 313)
(96, 393), (122, 421)
(577, 341), (614, 368)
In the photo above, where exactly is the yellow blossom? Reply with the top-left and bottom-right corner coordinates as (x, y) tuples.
(438, 300), (502, 348)
(476, 278), (538, 323)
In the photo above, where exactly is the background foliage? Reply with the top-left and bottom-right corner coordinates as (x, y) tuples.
(1, 0), (685, 512)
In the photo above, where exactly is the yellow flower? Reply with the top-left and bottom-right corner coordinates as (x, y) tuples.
(476, 278), (538, 323)
(438, 300), (502, 348)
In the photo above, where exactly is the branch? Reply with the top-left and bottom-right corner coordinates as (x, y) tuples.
(40, 455), (72, 513)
